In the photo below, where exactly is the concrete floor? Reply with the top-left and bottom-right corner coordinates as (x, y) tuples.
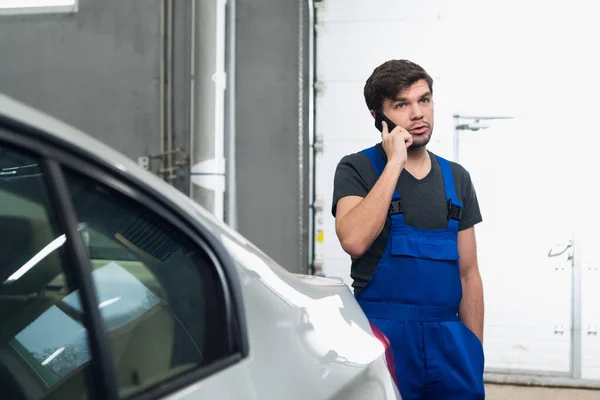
(486, 384), (600, 399)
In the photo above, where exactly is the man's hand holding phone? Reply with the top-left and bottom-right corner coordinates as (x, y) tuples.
(381, 120), (412, 168)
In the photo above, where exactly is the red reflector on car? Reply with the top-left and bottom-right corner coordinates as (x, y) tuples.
(369, 321), (397, 386)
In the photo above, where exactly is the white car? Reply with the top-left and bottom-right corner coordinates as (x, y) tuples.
(0, 94), (400, 400)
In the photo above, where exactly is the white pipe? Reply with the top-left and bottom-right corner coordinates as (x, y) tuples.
(453, 115), (460, 162)
(214, 0), (227, 220)
(571, 219), (582, 378)
(225, 0), (238, 229)
(189, 0), (226, 221)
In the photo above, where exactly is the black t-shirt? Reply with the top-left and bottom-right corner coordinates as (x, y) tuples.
(331, 143), (483, 294)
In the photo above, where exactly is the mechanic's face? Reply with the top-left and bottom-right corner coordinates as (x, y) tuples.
(379, 79), (434, 149)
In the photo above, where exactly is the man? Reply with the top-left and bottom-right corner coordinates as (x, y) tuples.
(332, 59), (485, 399)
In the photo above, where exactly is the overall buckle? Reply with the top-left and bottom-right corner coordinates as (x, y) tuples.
(389, 200), (403, 215)
(447, 199), (462, 221)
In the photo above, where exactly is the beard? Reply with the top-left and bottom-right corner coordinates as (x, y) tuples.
(409, 126), (433, 149)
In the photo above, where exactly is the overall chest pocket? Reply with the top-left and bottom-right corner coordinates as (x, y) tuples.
(390, 225), (459, 261)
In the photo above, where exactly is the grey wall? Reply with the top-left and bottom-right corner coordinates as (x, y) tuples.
(0, 0), (191, 192)
(0, 0), (311, 274)
(234, 0), (311, 274)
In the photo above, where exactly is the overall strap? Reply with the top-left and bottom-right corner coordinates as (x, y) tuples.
(435, 155), (463, 232)
(362, 146), (386, 177)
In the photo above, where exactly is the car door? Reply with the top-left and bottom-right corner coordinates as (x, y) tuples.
(0, 143), (99, 400)
(0, 122), (249, 399)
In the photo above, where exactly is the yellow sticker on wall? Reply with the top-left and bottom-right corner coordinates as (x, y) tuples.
(316, 230), (324, 243)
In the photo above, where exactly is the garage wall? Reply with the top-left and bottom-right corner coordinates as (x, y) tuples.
(0, 0), (312, 275)
(234, 0), (310, 274)
(0, 0), (192, 193)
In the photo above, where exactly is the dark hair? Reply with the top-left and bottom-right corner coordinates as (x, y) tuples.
(363, 59), (434, 111)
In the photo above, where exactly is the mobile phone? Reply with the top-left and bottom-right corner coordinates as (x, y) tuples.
(374, 111), (397, 133)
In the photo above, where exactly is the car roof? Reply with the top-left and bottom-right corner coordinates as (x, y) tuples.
(0, 93), (225, 233)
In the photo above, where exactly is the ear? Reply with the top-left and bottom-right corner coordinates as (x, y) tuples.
(369, 110), (376, 119)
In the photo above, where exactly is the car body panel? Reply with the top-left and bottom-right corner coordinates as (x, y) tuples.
(0, 94), (400, 399)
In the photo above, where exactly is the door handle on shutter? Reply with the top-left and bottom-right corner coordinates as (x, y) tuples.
(588, 325), (598, 336)
(554, 325), (564, 335)
(548, 241), (572, 258)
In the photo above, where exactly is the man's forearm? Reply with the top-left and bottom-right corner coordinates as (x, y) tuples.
(336, 161), (402, 257)
(459, 270), (484, 343)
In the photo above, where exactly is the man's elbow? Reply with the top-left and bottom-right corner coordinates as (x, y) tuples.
(335, 216), (371, 258)
(339, 236), (368, 258)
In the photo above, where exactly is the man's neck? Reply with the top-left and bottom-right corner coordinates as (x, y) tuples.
(405, 147), (431, 179)
(407, 146), (428, 162)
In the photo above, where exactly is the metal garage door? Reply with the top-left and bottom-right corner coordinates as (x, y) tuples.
(457, 116), (574, 374)
(313, 0), (600, 381)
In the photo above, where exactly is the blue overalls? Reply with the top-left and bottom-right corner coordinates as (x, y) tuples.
(357, 146), (485, 400)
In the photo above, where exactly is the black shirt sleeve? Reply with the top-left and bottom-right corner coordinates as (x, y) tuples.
(331, 154), (370, 217)
(457, 166), (483, 231)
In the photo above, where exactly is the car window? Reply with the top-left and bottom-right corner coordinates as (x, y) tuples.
(64, 169), (232, 398)
(0, 145), (94, 400)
